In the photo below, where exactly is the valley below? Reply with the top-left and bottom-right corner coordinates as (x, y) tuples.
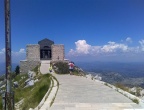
(76, 61), (144, 88)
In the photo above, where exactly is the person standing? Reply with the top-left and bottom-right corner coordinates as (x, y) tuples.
(69, 62), (74, 75)
(49, 66), (52, 73)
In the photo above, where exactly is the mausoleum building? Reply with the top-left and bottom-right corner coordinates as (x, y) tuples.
(20, 38), (64, 73)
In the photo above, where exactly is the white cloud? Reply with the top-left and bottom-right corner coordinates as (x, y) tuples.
(75, 40), (91, 54)
(139, 40), (144, 51)
(101, 41), (128, 53)
(69, 49), (76, 56)
(0, 48), (25, 55)
(0, 48), (5, 54)
(69, 40), (129, 56)
(126, 37), (132, 43)
(68, 39), (144, 61)
(12, 48), (26, 56)
(19, 48), (25, 53)
(90, 46), (101, 54)
(0, 48), (26, 63)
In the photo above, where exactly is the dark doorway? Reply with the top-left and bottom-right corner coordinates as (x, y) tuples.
(38, 38), (54, 60)
(40, 49), (51, 60)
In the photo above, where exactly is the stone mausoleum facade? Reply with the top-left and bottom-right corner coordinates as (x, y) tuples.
(20, 38), (64, 73)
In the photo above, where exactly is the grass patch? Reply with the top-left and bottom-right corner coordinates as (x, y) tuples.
(20, 74), (51, 110)
(0, 73), (52, 110)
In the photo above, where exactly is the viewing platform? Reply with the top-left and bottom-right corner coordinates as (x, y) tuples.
(47, 74), (143, 110)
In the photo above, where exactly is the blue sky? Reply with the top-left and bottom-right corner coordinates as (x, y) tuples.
(0, 0), (144, 63)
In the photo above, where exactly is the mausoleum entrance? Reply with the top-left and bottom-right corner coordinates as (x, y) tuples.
(38, 38), (54, 60)
(40, 48), (51, 60)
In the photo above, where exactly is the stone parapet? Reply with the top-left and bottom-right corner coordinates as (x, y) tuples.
(20, 60), (40, 74)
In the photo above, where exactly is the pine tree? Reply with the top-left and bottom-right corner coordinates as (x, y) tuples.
(15, 65), (20, 75)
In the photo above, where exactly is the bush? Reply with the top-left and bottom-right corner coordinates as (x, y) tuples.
(53, 61), (69, 74)
(132, 98), (139, 104)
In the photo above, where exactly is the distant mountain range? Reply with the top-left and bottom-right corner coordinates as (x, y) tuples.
(75, 61), (144, 88)
(0, 62), (18, 75)
(75, 61), (144, 78)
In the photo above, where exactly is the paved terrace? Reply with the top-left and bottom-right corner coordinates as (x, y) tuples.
(50, 74), (143, 110)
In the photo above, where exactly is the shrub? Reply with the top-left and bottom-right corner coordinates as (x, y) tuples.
(53, 61), (69, 74)
(132, 98), (139, 104)
(114, 83), (129, 92)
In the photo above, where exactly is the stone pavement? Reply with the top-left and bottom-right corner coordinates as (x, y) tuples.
(40, 60), (50, 74)
(49, 74), (143, 110)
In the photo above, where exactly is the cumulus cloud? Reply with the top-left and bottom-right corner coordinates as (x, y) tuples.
(69, 40), (130, 56)
(126, 37), (132, 43)
(19, 48), (25, 53)
(75, 40), (91, 54)
(101, 41), (128, 53)
(12, 48), (26, 56)
(0, 48), (26, 63)
(68, 39), (144, 61)
(0, 48), (25, 54)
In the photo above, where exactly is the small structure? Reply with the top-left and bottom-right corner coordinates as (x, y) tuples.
(20, 38), (65, 73)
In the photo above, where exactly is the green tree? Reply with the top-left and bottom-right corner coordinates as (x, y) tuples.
(15, 65), (20, 75)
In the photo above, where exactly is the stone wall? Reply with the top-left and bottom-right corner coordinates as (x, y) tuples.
(51, 44), (64, 61)
(26, 44), (40, 61)
(20, 60), (40, 74)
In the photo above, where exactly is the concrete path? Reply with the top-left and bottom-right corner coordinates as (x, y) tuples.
(50, 74), (143, 110)
(40, 60), (50, 74)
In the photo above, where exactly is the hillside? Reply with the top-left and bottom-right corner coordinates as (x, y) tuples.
(0, 65), (52, 110)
